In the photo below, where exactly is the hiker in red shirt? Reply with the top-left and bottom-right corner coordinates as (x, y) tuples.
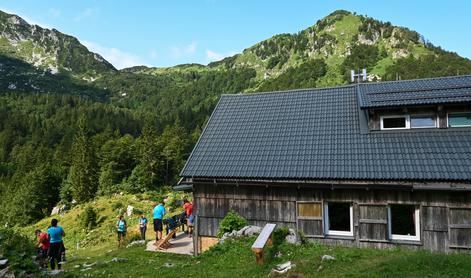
(183, 199), (194, 237)
(35, 229), (50, 268)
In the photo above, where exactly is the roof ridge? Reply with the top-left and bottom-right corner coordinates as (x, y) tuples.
(223, 83), (357, 97)
(359, 74), (471, 87)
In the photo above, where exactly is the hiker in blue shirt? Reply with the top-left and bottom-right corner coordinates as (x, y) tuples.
(47, 218), (65, 271)
(116, 215), (127, 248)
(152, 200), (166, 243)
(139, 214), (148, 240)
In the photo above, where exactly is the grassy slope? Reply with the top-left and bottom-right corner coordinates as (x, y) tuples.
(44, 237), (471, 278)
(19, 193), (471, 277)
(20, 192), (188, 252)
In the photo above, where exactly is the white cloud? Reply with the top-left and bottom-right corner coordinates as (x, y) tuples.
(74, 8), (97, 22)
(81, 40), (147, 69)
(49, 8), (61, 18)
(170, 41), (198, 59)
(206, 49), (237, 62)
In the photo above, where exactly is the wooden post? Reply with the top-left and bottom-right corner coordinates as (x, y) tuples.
(253, 248), (263, 265)
(267, 234), (273, 246)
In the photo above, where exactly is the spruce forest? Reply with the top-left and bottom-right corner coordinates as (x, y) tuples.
(1, 9), (471, 227)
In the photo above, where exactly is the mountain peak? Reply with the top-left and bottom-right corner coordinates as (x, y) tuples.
(0, 9), (116, 77)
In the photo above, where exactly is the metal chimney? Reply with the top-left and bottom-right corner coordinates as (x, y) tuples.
(350, 69), (367, 83)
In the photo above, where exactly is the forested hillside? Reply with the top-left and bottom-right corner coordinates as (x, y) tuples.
(1, 9), (471, 226)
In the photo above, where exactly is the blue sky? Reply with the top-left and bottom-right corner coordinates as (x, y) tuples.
(1, 1), (470, 69)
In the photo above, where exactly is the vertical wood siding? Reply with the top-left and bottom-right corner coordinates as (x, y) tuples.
(193, 180), (471, 252)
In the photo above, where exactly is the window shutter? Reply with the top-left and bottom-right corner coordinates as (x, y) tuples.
(358, 204), (388, 242)
(297, 202), (323, 237)
(449, 207), (471, 249)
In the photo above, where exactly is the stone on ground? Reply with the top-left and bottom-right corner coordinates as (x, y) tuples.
(321, 255), (335, 261)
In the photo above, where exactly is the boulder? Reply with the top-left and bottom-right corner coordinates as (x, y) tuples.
(0, 267), (14, 278)
(271, 261), (295, 274)
(126, 205), (134, 216)
(0, 259), (8, 268)
(126, 240), (145, 248)
(50, 204), (68, 216)
(110, 257), (128, 263)
(163, 262), (174, 268)
(219, 230), (237, 244)
(321, 255), (335, 261)
(50, 207), (60, 216)
(285, 228), (301, 245)
(238, 225), (262, 236)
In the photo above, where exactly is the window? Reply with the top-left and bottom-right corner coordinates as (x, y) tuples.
(448, 113), (471, 127)
(388, 204), (420, 241)
(410, 115), (436, 128)
(380, 115), (409, 130)
(324, 202), (353, 236)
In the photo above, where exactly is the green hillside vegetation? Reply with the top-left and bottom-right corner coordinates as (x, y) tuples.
(2, 9), (471, 229)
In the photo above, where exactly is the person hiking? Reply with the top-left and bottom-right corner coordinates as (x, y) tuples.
(139, 214), (148, 240)
(152, 200), (166, 243)
(116, 215), (127, 248)
(47, 219), (65, 271)
(35, 229), (50, 268)
(183, 199), (194, 237)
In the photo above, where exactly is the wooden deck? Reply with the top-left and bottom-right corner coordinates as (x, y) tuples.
(146, 232), (193, 255)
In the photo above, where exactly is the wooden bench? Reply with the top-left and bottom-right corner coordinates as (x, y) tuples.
(154, 229), (177, 250)
(251, 223), (276, 264)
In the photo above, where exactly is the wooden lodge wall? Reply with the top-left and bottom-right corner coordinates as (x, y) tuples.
(193, 180), (471, 253)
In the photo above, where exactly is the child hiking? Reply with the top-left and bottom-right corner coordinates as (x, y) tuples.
(116, 215), (127, 248)
(139, 214), (148, 240)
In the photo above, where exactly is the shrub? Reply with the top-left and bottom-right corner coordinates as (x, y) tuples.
(273, 226), (290, 246)
(80, 206), (98, 230)
(112, 201), (124, 211)
(0, 229), (38, 275)
(217, 211), (248, 237)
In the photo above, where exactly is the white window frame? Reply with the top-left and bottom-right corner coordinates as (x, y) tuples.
(447, 112), (471, 128)
(380, 115), (410, 130)
(409, 114), (437, 129)
(324, 202), (354, 237)
(388, 205), (420, 241)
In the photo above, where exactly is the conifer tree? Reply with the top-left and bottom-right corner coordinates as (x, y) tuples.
(130, 118), (163, 191)
(68, 116), (98, 203)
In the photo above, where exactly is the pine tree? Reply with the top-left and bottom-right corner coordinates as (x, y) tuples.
(132, 118), (163, 191)
(68, 116), (98, 203)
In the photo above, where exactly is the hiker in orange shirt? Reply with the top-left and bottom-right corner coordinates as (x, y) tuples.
(183, 199), (194, 237)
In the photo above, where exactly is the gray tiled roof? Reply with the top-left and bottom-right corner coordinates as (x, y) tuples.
(358, 75), (471, 108)
(181, 77), (471, 181)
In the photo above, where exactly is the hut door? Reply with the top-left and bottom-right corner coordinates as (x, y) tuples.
(358, 204), (389, 242)
(296, 202), (323, 237)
